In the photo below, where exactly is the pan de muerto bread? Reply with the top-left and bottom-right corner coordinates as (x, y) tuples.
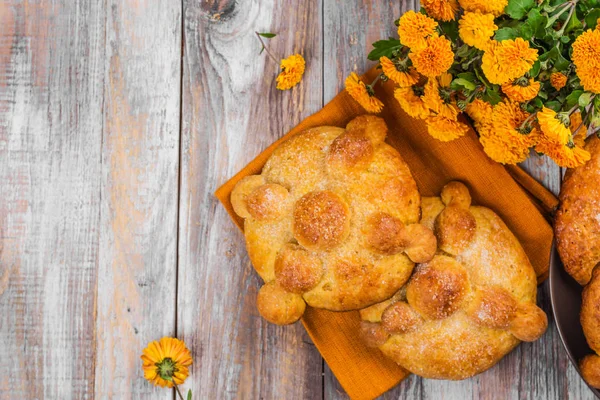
(360, 182), (548, 379)
(231, 115), (436, 324)
(581, 266), (600, 388)
(555, 134), (600, 286)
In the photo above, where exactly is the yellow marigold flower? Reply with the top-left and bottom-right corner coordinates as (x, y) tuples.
(482, 39), (538, 85)
(537, 107), (571, 145)
(276, 54), (305, 90)
(380, 57), (420, 87)
(501, 77), (540, 102)
(423, 73), (460, 120)
(459, 0), (508, 17)
(421, 0), (460, 21)
(550, 72), (568, 90)
(466, 98), (493, 126)
(409, 34), (455, 78)
(397, 11), (438, 50)
(345, 72), (384, 113)
(536, 137), (591, 168)
(570, 111), (587, 147)
(426, 115), (470, 142)
(491, 101), (539, 148)
(479, 124), (531, 164)
(141, 337), (193, 388)
(572, 29), (600, 93)
(394, 86), (431, 119)
(458, 12), (498, 50)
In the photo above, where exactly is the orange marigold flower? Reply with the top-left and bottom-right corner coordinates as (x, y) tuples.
(536, 137), (591, 168)
(394, 86), (431, 119)
(479, 124), (531, 164)
(482, 39), (538, 85)
(276, 54), (305, 90)
(409, 34), (455, 78)
(537, 107), (571, 145)
(426, 115), (470, 142)
(397, 11), (438, 50)
(572, 29), (600, 93)
(550, 72), (568, 90)
(141, 337), (193, 388)
(380, 56), (420, 87)
(458, 12), (498, 50)
(345, 72), (384, 113)
(466, 98), (493, 126)
(570, 111), (587, 147)
(421, 0), (459, 21)
(491, 100), (539, 148)
(423, 73), (460, 120)
(501, 77), (540, 102)
(458, 0), (507, 17)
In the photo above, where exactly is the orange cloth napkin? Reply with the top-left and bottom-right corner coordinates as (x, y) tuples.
(215, 68), (558, 400)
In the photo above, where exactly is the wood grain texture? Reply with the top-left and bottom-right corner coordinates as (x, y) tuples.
(0, 1), (104, 398)
(177, 0), (323, 398)
(93, 0), (181, 398)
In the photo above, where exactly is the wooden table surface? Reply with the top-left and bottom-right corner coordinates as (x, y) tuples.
(0, 0), (596, 399)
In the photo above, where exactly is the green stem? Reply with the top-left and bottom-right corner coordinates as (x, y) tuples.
(173, 381), (185, 400)
(255, 32), (279, 65)
(555, 4), (576, 38)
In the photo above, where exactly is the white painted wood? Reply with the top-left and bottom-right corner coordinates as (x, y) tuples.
(93, 0), (181, 398)
(0, 1), (105, 398)
(177, 0), (324, 398)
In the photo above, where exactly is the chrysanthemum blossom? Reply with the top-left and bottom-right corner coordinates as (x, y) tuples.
(458, 11), (498, 50)
(397, 10), (438, 50)
(491, 101), (539, 148)
(394, 86), (431, 119)
(141, 337), (193, 388)
(409, 34), (454, 78)
(482, 39), (538, 85)
(276, 54), (306, 90)
(536, 137), (591, 168)
(501, 77), (540, 102)
(458, 0), (507, 17)
(421, 0), (459, 21)
(380, 56), (420, 87)
(550, 72), (568, 91)
(426, 114), (470, 141)
(572, 29), (600, 93)
(345, 72), (384, 113)
(537, 107), (572, 145)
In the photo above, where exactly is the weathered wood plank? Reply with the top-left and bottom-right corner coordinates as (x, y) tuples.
(93, 0), (181, 397)
(177, 0), (323, 398)
(0, 1), (105, 398)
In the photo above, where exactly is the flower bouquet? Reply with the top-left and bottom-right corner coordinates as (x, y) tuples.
(345, 0), (600, 167)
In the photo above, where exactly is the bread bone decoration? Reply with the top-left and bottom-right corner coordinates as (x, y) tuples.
(231, 115), (437, 324)
(555, 135), (600, 388)
(360, 182), (548, 380)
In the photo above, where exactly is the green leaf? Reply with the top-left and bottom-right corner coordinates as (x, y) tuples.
(533, 97), (545, 108)
(545, 100), (562, 111)
(518, 23), (534, 40)
(258, 32), (276, 38)
(506, 0), (535, 19)
(566, 90), (584, 108)
(495, 27), (520, 41)
(483, 88), (503, 105)
(367, 39), (402, 61)
(585, 9), (600, 29)
(555, 50), (571, 70)
(452, 78), (477, 91)
(187, 389), (192, 400)
(440, 20), (459, 41)
(565, 9), (583, 33)
(526, 8), (547, 37)
(529, 60), (541, 77)
(458, 72), (477, 82)
(579, 91), (594, 107)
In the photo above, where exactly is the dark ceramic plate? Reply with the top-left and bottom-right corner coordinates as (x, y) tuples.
(549, 243), (600, 398)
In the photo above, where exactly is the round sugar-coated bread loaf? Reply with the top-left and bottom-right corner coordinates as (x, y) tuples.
(360, 181), (547, 379)
(231, 115), (437, 325)
(580, 267), (600, 388)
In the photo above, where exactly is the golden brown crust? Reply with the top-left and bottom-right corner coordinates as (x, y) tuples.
(360, 181), (546, 379)
(580, 354), (600, 388)
(256, 282), (306, 325)
(406, 256), (470, 320)
(581, 266), (600, 387)
(555, 135), (600, 285)
(435, 206), (477, 255)
(232, 116), (426, 324)
(293, 191), (350, 251)
(360, 321), (391, 347)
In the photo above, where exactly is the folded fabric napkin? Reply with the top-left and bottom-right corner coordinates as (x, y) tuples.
(215, 67), (558, 400)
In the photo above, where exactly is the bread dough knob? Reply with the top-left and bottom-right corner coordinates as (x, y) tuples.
(256, 281), (306, 325)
